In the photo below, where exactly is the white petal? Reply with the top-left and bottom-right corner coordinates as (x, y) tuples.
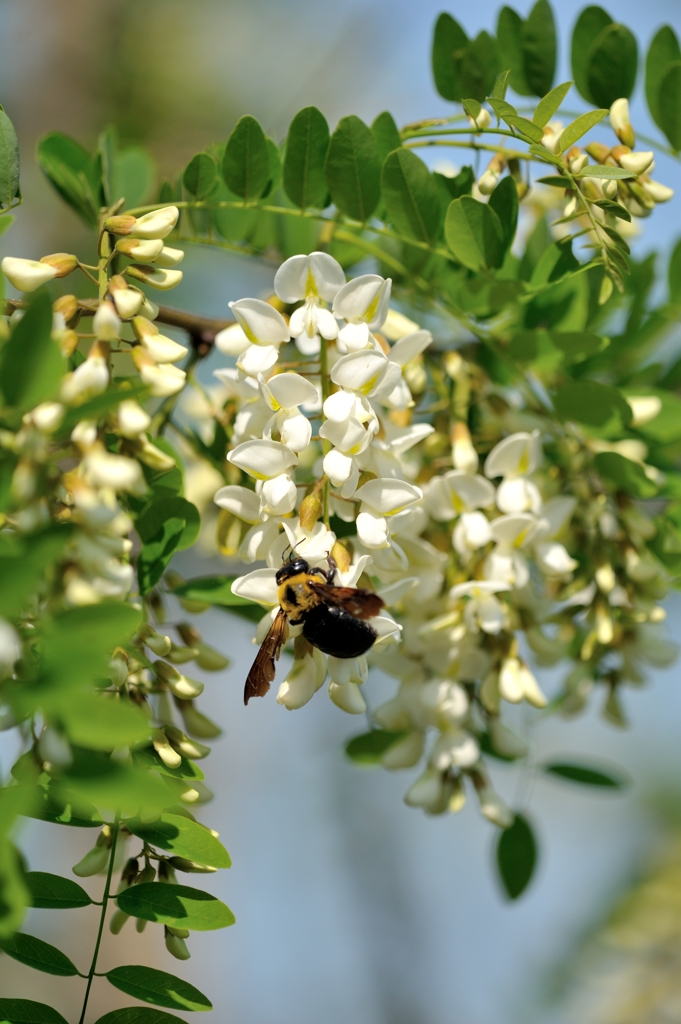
(295, 333), (321, 356)
(333, 275), (392, 329)
(277, 655), (320, 709)
(340, 459), (360, 498)
(327, 655), (353, 686)
(240, 520), (282, 563)
(141, 333), (188, 364)
(328, 681), (366, 714)
(331, 350), (389, 395)
(337, 322), (372, 352)
(137, 362), (186, 397)
(388, 329), (433, 367)
(453, 511), (492, 554)
(356, 509), (389, 548)
(118, 400), (151, 438)
(213, 367), (260, 401)
(323, 389), (359, 422)
(227, 439), (297, 480)
(354, 477), (422, 515)
(496, 478), (542, 515)
(260, 473), (297, 517)
(535, 540), (578, 576)
(288, 305), (306, 338)
(319, 416), (368, 454)
(499, 658), (524, 703)
(275, 252), (345, 303)
(368, 361), (403, 402)
(264, 372), (318, 410)
(130, 206), (179, 239)
(1, 257), (57, 292)
(447, 471), (496, 511)
(237, 343), (280, 377)
(338, 554), (373, 588)
(477, 594), (506, 635)
(449, 580), (510, 600)
(382, 308), (420, 340)
(274, 255), (309, 303)
(215, 324), (250, 356)
(489, 513), (537, 547)
(431, 729), (480, 769)
(536, 496), (576, 539)
(484, 430), (542, 479)
(385, 423), (434, 455)
(309, 252), (346, 301)
(316, 306), (339, 339)
(278, 410), (312, 452)
(323, 449), (355, 486)
(231, 568), (279, 606)
(214, 485), (261, 524)
(229, 298), (290, 346)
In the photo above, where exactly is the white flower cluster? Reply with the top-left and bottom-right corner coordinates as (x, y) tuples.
(212, 253), (599, 825)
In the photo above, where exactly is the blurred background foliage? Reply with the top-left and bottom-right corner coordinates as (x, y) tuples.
(2, 2), (681, 1023)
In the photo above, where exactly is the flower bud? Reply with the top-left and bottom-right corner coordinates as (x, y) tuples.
(585, 142), (611, 164)
(617, 151), (654, 176)
(138, 623), (171, 656)
(328, 680), (366, 714)
(330, 540), (352, 574)
(30, 401), (65, 433)
(467, 108), (491, 130)
(165, 928), (191, 960)
(476, 785), (513, 828)
(108, 275), (145, 319)
(381, 730), (424, 769)
(168, 856), (217, 873)
(610, 98), (635, 148)
(53, 294), (79, 324)
(129, 206), (180, 240)
(477, 154), (506, 195)
(131, 349), (187, 396)
(166, 643), (199, 664)
(599, 274), (614, 305)
(180, 781), (215, 804)
(60, 347), (109, 405)
(37, 726), (72, 767)
(104, 215), (138, 235)
(93, 300), (121, 341)
(175, 699), (222, 739)
(156, 661), (204, 699)
(117, 399), (151, 439)
(152, 729), (183, 769)
(540, 123), (563, 154)
(164, 724), (211, 760)
(602, 178), (619, 200)
(404, 769), (449, 814)
(451, 421), (478, 473)
(567, 147), (588, 174)
(109, 909), (130, 934)
(132, 317), (188, 363)
(126, 264), (183, 291)
(115, 237), (164, 262)
(642, 180), (674, 204)
(39, 253), (78, 278)
(72, 845), (110, 877)
(299, 492), (323, 530)
(1, 257), (57, 292)
(195, 644), (230, 672)
(59, 329), (79, 358)
(154, 246), (184, 268)
(158, 861), (178, 884)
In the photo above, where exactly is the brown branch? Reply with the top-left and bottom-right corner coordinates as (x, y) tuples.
(3, 300), (234, 358)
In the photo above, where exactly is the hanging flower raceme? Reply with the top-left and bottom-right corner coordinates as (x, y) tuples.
(274, 251), (345, 355)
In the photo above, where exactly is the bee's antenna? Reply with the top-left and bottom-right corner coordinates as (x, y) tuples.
(283, 539), (304, 563)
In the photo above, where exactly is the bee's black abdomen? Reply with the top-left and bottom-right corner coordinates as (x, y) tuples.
(302, 603), (377, 658)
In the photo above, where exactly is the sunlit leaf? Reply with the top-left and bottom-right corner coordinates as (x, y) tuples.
(117, 882), (235, 931)
(125, 813), (231, 869)
(106, 965), (212, 1012)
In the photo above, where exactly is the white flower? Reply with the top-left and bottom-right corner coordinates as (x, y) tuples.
(404, 769), (449, 813)
(215, 324), (251, 356)
(1, 257), (57, 292)
(129, 206), (180, 240)
(618, 151), (654, 175)
(133, 317), (188, 364)
(431, 728), (480, 769)
(331, 350), (402, 402)
(499, 657), (547, 708)
(275, 252), (345, 355)
(82, 449), (145, 494)
(227, 439), (297, 481)
(93, 300), (121, 341)
(477, 783), (514, 828)
(133, 354), (186, 396)
(610, 98), (634, 146)
(532, 497), (578, 577)
(126, 266), (183, 290)
(386, 329), (433, 367)
(154, 246), (185, 268)
(277, 651), (326, 709)
(30, 402), (65, 433)
(328, 681), (367, 714)
(228, 298), (290, 347)
(426, 470), (495, 521)
(214, 485), (261, 524)
(449, 580), (511, 635)
(483, 513), (537, 588)
(333, 274), (392, 330)
(117, 400), (151, 438)
(115, 237), (164, 262)
(354, 477), (423, 548)
(61, 356), (109, 405)
(259, 473), (298, 517)
(484, 431), (543, 514)
(109, 280), (145, 320)
(259, 372), (318, 453)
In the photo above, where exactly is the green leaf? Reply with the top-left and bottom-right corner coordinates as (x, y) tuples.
(117, 882), (235, 931)
(0, 213), (14, 237)
(0, 999), (69, 1024)
(39, 602), (142, 694)
(36, 132), (101, 226)
(381, 148), (441, 244)
(544, 762), (626, 788)
(54, 750), (170, 814)
(0, 835), (30, 939)
(557, 109), (607, 153)
(183, 153), (219, 200)
(24, 872), (92, 909)
(576, 165), (634, 180)
(594, 451), (658, 498)
(170, 575), (254, 607)
(571, 6), (612, 104)
(435, 166), (474, 200)
(488, 175), (518, 255)
(136, 498), (200, 552)
(586, 22), (638, 109)
(533, 81), (573, 127)
(99, 130), (155, 209)
(536, 176), (570, 188)
(126, 813), (230, 869)
(0, 527), (72, 618)
(94, 1011), (188, 1024)
(669, 237), (681, 302)
(445, 196), (505, 272)
(26, 784), (103, 828)
(0, 932), (78, 976)
(58, 692), (150, 750)
(133, 748), (204, 783)
(496, 814), (537, 900)
(222, 115), (270, 202)
(283, 107), (330, 209)
(529, 237), (580, 287)
(0, 105), (20, 210)
(502, 115), (544, 142)
(646, 26), (680, 128)
(106, 965), (212, 1012)
(491, 69), (511, 101)
(137, 518), (185, 596)
(325, 116), (381, 222)
(0, 291), (64, 413)
(431, 13), (468, 101)
(497, 7), (531, 96)
(521, 0), (556, 97)
(657, 61), (681, 152)
(553, 380), (632, 429)
(345, 730), (407, 766)
(371, 112), (402, 165)
(459, 31), (500, 103)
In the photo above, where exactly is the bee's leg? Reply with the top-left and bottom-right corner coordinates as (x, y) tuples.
(325, 554), (338, 584)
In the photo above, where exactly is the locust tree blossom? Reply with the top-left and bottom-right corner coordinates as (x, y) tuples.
(274, 252), (345, 355)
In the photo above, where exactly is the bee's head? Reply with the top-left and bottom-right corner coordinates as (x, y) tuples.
(276, 556), (310, 584)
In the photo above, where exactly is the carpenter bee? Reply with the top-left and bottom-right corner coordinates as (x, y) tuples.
(244, 553), (385, 704)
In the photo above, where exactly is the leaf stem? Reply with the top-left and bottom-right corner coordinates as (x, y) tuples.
(78, 812), (120, 1024)
(319, 334), (330, 528)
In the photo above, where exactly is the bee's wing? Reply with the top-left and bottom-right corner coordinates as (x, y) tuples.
(244, 609), (289, 705)
(307, 582), (384, 620)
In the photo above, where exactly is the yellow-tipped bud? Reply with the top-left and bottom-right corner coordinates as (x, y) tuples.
(585, 142), (611, 164)
(610, 98), (635, 148)
(330, 540), (351, 573)
(108, 275), (145, 320)
(299, 492), (323, 530)
(104, 215), (138, 235)
(168, 856), (217, 873)
(39, 253), (79, 278)
(115, 237), (164, 263)
(125, 264), (183, 291)
(53, 294), (79, 324)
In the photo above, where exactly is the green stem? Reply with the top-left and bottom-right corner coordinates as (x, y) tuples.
(404, 139), (541, 161)
(401, 126), (524, 141)
(78, 813), (120, 1024)
(97, 233), (111, 302)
